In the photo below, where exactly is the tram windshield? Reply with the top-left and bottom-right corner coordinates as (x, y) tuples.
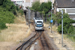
(36, 24), (43, 27)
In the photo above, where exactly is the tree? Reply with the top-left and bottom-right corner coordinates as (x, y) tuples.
(32, 1), (40, 11)
(31, 1), (52, 14)
(0, 0), (16, 29)
(40, 2), (52, 22)
(2, 0), (16, 12)
(40, 2), (52, 14)
(0, 0), (4, 5)
(54, 12), (62, 24)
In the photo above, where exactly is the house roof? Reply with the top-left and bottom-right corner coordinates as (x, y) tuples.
(55, 0), (75, 8)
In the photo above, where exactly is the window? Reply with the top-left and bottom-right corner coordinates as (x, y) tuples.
(67, 9), (75, 13)
(37, 21), (42, 23)
(36, 24), (43, 27)
(16, 1), (24, 4)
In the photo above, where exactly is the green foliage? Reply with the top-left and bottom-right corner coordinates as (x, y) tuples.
(54, 12), (75, 25)
(31, 1), (52, 22)
(31, 1), (52, 14)
(58, 24), (74, 34)
(55, 11), (75, 41)
(1, 0), (17, 15)
(63, 13), (69, 18)
(58, 24), (62, 33)
(0, 0), (4, 5)
(0, 0), (16, 29)
(65, 27), (75, 41)
(54, 12), (62, 24)
(40, 2), (52, 14)
(32, 1), (40, 11)
(18, 10), (24, 15)
(0, 23), (7, 29)
(16, 6), (19, 10)
(3, 0), (15, 9)
(57, 12), (74, 34)
(0, 8), (15, 29)
(0, 7), (15, 23)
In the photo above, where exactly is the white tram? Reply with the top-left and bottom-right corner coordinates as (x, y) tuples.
(35, 19), (44, 31)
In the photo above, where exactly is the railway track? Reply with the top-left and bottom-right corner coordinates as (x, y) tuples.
(16, 31), (42, 50)
(16, 31), (58, 50)
(40, 34), (50, 50)
(38, 33), (54, 50)
(16, 10), (59, 50)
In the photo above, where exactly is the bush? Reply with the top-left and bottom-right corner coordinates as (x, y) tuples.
(0, 0), (17, 29)
(18, 10), (24, 15)
(0, 7), (15, 29)
(0, 0), (4, 5)
(57, 13), (74, 34)
(16, 6), (20, 11)
(58, 24), (62, 33)
(0, 8), (15, 23)
(0, 23), (7, 29)
(2, 0), (17, 15)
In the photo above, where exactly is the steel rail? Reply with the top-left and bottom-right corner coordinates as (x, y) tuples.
(24, 32), (42, 50)
(39, 33), (50, 50)
(16, 31), (42, 50)
(16, 32), (37, 50)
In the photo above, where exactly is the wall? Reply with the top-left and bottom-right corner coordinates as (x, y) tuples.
(57, 8), (75, 14)
(57, 8), (75, 20)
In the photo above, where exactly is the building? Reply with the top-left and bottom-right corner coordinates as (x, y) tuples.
(40, 0), (54, 4)
(11, 0), (38, 10)
(54, 0), (75, 20)
(11, 0), (26, 10)
(11, 0), (54, 10)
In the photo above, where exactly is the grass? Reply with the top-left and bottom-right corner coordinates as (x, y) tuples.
(0, 16), (30, 42)
(63, 27), (75, 49)
(0, 30), (1, 33)
(0, 15), (33, 50)
(67, 27), (75, 41)
(0, 35), (5, 41)
(63, 34), (75, 48)
(44, 23), (75, 50)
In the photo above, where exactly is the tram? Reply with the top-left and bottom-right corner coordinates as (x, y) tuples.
(35, 19), (44, 31)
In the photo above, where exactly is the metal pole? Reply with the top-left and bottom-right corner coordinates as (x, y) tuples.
(51, 2), (54, 33)
(51, 10), (52, 33)
(28, 8), (30, 27)
(61, 10), (63, 47)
